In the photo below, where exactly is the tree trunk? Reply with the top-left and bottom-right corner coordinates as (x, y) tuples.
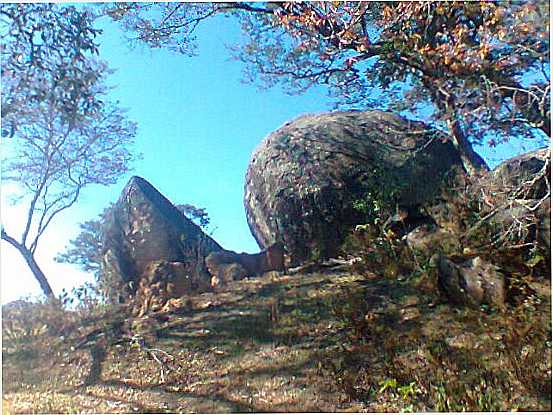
(1, 230), (54, 297)
(427, 79), (489, 177)
(446, 117), (489, 177)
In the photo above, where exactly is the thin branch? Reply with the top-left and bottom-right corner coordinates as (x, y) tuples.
(1, 229), (23, 251)
(158, 2), (183, 27)
(30, 186), (81, 254)
(220, 3), (274, 15)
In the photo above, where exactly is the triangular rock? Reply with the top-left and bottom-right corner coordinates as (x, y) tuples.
(101, 176), (222, 299)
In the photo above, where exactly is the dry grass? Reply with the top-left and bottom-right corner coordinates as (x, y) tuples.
(3, 265), (551, 413)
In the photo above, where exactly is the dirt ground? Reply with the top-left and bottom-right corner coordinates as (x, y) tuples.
(3, 267), (551, 413)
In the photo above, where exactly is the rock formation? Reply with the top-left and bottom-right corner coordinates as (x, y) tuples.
(405, 224), (460, 254)
(477, 147), (550, 252)
(209, 263), (248, 289)
(101, 176), (223, 302)
(438, 255), (506, 308)
(486, 147), (550, 199)
(411, 148), (550, 308)
(205, 242), (286, 288)
(244, 110), (464, 264)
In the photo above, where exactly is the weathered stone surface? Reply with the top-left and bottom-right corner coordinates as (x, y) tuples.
(538, 197), (551, 251)
(142, 260), (199, 296)
(405, 224), (461, 254)
(210, 263), (249, 289)
(244, 110), (464, 264)
(486, 147), (550, 199)
(477, 148), (551, 252)
(101, 176), (223, 299)
(438, 255), (506, 308)
(205, 242), (286, 288)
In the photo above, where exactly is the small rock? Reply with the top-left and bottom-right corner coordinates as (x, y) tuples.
(446, 333), (478, 349)
(401, 295), (420, 307)
(438, 255), (506, 308)
(400, 307), (421, 322)
(406, 224), (460, 254)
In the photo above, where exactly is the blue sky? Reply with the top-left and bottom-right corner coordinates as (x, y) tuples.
(1, 8), (547, 303)
(88, 13), (336, 251)
(1, 11), (334, 303)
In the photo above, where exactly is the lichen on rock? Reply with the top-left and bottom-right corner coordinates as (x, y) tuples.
(101, 176), (223, 304)
(244, 110), (465, 264)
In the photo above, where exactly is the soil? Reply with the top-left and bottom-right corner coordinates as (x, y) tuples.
(3, 267), (551, 413)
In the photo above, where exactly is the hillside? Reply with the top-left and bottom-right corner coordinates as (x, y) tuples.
(3, 263), (551, 413)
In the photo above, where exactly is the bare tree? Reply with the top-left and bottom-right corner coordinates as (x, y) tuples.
(2, 67), (137, 295)
(1, 4), (138, 297)
(2, 46), (137, 298)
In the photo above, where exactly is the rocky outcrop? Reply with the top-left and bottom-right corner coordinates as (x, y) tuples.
(205, 242), (286, 288)
(244, 110), (464, 264)
(405, 148), (550, 310)
(438, 256), (506, 308)
(485, 147), (550, 199)
(477, 148), (550, 252)
(405, 224), (460, 254)
(101, 176), (223, 301)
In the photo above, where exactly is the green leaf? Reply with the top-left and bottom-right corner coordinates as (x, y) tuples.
(526, 254), (544, 268)
(378, 378), (397, 393)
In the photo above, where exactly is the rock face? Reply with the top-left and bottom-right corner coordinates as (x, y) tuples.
(101, 176), (223, 300)
(477, 148), (551, 251)
(244, 110), (464, 264)
(486, 147), (550, 199)
(209, 263), (248, 289)
(405, 224), (460, 254)
(538, 198), (551, 251)
(205, 242), (286, 288)
(438, 256), (506, 308)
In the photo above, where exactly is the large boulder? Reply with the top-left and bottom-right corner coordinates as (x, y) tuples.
(244, 110), (464, 264)
(477, 148), (550, 251)
(101, 176), (223, 301)
(486, 147), (550, 199)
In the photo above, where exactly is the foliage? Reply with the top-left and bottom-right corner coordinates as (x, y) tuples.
(105, 1), (549, 175)
(329, 158), (551, 409)
(56, 205), (114, 277)
(343, 151), (550, 288)
(176, 203), (211, 230)
(235, 2), (550, 170)
(1, 3), (102, 136)
(352, 191), (384, 226)
(2, 298), (74, 354)
(55, 203), (133, 304)
(1, 3), (138, 296)
(341, 216), (417, 281)
(56, 202), (212, 302)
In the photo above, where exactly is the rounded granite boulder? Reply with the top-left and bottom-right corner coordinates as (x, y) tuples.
(244, 110), (464, 264)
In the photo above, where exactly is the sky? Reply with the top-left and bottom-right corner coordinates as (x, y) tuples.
(0, 6), (547, 304)
(1, 10), (335, 303)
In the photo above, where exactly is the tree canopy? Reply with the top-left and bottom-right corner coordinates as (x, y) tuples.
(1, 3), (138, 296)
(105, 1), (550, 175)
(1, 4), (103, 136)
